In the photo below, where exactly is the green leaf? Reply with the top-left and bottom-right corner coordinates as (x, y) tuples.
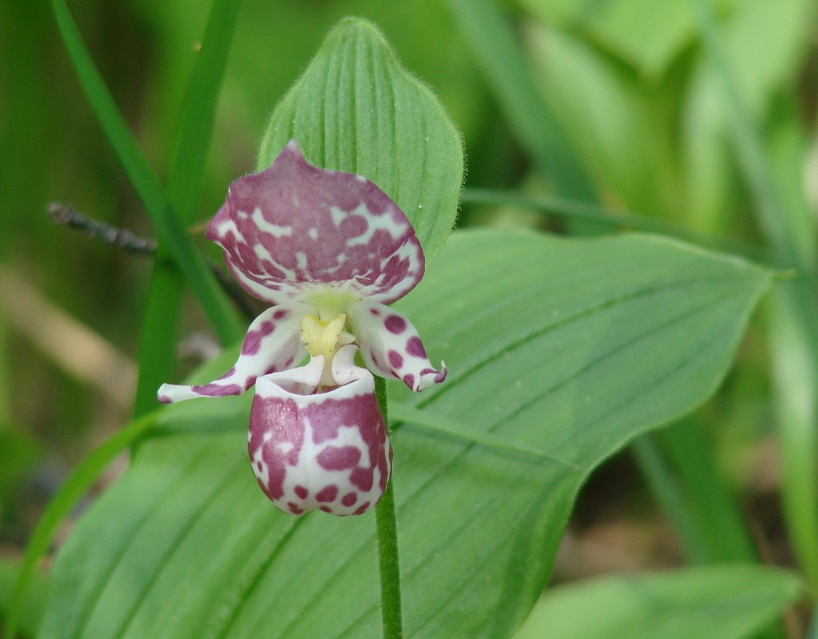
(632, 418), (759, 565)
(257, 17), (463, 263)
(50, 0), (243, 345)
(7, 412), (158, 639)
(690, 0), (818, 588)
(0, 557), (49, 638)
(683, 0), (814, 239)
(445, 0), (597, 202)
(38, 231), (771, 639)
(524, 24), (670, 216)
(517, 0), (729, 76)
(513, 565), (803, 639)
(133, 0), (244, 417)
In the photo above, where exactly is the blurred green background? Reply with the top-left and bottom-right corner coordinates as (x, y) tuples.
(1, 0), (816, 591)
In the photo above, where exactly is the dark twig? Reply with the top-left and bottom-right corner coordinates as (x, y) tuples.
(49, 202), (258, 322)
(49, 202), (157, 255)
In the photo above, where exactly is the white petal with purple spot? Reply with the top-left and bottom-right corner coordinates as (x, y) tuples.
(157, 302), (309, 403)
(346, 299), (447, 392)
(248, 348), (392, 516)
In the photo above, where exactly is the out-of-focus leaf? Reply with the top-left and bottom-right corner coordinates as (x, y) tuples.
(38, 230), (771, 639)
(524, 24), (673, 216)
(133, 0), (243, 417)
(513, 565), (803, 639)
(0, 429), (41, 506)
(257, 17), (463, 264)
(683, 0), (813, 232)
(0, 557), (49, 638)
(692, 0), (818, 589)
(518, 0), (709, 75)
(49, 0), (244, 345)
(446, 0), (598, 203)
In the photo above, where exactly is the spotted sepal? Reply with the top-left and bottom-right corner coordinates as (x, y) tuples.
(206, 140), (425, 306)
(157, 302), (308, 404)
(346, 299), (447, 392)
(248, 346), (392, 516)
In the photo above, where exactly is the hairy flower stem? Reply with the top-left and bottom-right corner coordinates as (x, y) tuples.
(374, 377), (404, 639)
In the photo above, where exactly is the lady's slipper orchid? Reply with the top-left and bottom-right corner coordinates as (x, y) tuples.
(157, 141), (445, 516)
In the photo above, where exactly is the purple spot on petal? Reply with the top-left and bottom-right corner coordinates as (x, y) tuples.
(288, 503), (304, 515)
(317, 446), (362, 470)
(158, 395), (172, 404)
(342, 492), (358, 507)
(193, 383), (242, 397)
(242, 322), (274, 356)
(385, 315), (407, 334)
(403, 374), (415, 389)
(294, 485), (308, 499)
(350, 467), (374, 492)
(339, 215), (367, 238)
(406, 336), (427, 359)
(353, 501), (371, 516)
(316, 484), (339, 503)
(320, 506), (332, 513)
(388, 351), (403, 369)
(369, 307), (380, 316)
(273, 309), (289, 320)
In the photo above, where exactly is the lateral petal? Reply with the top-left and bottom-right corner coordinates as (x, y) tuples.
(346, 300), (447, 392)
(248, 350), (392, 516)
(157, 302), (308, 403)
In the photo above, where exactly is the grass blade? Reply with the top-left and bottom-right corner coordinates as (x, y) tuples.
(446, 0), (597, 200)
(166, 0), (243, 214)
(50, 0), (243, 345)
(132, 0), (244, 416)
(691, 0), (818, 587)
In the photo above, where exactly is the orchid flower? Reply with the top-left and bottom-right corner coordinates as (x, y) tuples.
(158, 141), (446, 516)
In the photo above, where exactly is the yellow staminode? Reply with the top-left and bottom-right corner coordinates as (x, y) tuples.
(299, 313), (355, 386)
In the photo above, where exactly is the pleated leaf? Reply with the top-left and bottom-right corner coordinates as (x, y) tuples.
(256, 17), (464, 263)
(38, 230), (771, 639)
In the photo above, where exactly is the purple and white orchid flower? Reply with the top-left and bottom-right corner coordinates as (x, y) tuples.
(158, 141), (446, 516)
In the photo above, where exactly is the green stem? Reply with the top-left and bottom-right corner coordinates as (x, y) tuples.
(374, 377), (404, 638)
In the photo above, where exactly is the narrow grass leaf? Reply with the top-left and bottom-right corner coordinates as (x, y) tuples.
(132, 0), (244, 416)
(50, 0), (243, 345)
(691, 0), (818, 587)
(0, 558), (48, 639)
(446, 0), (596, 201)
